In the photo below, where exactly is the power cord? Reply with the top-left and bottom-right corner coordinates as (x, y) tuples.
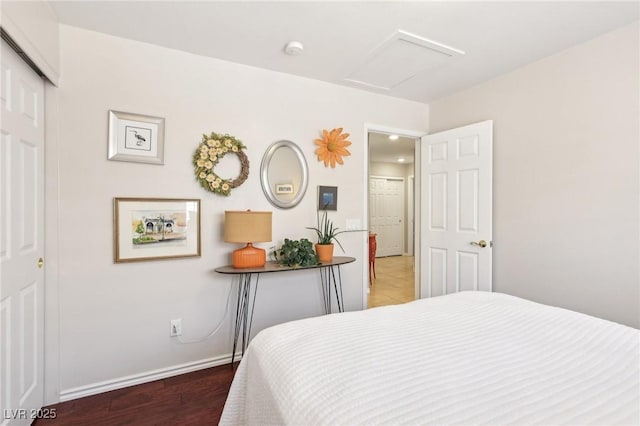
(177, 281), (233, 344)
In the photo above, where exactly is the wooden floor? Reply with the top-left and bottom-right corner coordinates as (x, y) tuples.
(368, 255), (415, 308)
(35, 363), (237, 425)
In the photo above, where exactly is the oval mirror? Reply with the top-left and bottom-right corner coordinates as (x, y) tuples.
(260, 140), (309, 209)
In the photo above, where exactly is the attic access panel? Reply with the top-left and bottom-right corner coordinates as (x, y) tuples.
(344, 30), (465, 91)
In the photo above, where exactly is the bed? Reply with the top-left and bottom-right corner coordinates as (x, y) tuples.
(220, 292), (639, 425)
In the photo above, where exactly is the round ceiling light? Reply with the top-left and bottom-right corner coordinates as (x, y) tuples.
(388, 134), (399, 141)
(284, 41), (304, 56)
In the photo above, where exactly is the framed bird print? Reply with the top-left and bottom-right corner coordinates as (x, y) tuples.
(108, 110), (165, 165)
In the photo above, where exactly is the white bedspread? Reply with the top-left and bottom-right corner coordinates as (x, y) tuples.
(220, 292), (639, 425)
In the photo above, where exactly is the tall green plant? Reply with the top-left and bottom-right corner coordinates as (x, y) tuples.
(306, 209), (361, 252)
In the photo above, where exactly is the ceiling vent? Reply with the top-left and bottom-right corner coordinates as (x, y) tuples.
(344, 30), (465, 91)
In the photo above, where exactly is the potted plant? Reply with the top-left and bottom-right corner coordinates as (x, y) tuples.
(273, 238), (319, 267)
(307, 209), (360, 262)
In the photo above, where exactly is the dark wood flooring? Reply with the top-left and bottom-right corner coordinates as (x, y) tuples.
(34, 363), (237, 425)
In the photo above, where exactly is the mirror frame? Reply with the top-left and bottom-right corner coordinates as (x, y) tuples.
(260, 140), (309, 209)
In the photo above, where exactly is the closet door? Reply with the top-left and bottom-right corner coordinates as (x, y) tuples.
(1, 38), (46, 424)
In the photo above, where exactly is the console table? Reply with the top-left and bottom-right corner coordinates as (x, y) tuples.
(215, 256), (356, 363)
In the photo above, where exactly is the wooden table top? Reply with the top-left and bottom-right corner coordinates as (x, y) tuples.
(214, 256), (356, 274)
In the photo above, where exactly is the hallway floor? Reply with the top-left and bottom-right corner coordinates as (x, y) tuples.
(368, 255), (415, 308)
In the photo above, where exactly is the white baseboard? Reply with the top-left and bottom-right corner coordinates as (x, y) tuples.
(59, 353), (238, 402)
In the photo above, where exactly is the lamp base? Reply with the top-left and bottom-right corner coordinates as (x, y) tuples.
(232, 243), (266, 268)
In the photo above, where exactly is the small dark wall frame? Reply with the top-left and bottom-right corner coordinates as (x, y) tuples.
(318, 186), (338, 211)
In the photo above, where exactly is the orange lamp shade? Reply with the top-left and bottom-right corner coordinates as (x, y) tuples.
(224, 211), (272, 268)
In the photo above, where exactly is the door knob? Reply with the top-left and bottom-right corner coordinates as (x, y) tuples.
(470, 240), (487, 248)
(38, 258), (44, 268)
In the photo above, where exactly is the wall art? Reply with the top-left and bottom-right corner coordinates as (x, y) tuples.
(275, 183), (294, 194)
(318, 186), (338, 210)
(193, 132), (249, 196)
(314, 127), (352, 168)
(114, 197), (200, 263)
(108, 110), (165, 165)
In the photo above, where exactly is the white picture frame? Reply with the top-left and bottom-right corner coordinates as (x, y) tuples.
(108, 110), (165, 165)
(275, 183), (294, 194)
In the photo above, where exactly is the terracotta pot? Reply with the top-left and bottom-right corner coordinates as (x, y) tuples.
(315, 243), (334, 262)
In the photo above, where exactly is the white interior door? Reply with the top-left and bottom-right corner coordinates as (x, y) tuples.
(420, 120), (492, 297)
(369, 177), (404, 257)
(1, 39), (46, 425)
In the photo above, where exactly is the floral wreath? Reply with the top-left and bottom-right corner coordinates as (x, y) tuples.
(193, 132), (249, 196)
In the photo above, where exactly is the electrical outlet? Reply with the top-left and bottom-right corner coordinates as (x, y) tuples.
(170, 319), (182, 337)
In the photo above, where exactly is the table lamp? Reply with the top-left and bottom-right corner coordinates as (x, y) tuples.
(224, 210), (272, 268)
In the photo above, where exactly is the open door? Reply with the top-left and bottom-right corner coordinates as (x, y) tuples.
(420, 120), (493, 297)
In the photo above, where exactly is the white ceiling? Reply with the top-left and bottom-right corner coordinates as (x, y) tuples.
(49, 1), (639, 103)
(369, 132), (416, 164)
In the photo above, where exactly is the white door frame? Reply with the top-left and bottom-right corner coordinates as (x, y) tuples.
(362, 123), (425, 310)
(43, 84), (60, 405)
(408, 175), (415, 256)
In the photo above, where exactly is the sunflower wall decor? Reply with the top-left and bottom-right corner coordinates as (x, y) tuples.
(193, 132), (249, 196)
(314, 127), (352, 168)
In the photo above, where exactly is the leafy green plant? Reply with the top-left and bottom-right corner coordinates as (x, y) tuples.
(273, 238), (319, 267)
(306, 209), (362, 252)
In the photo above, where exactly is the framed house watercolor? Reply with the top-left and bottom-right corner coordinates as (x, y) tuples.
(108, 110), (165, 165)
(114, 198), (201, 263)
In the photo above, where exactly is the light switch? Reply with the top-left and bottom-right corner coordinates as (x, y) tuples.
(346, 219), (361, 230)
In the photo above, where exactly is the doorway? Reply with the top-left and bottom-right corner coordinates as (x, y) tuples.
(367, 130), (418, 308)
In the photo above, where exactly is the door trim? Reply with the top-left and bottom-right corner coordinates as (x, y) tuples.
(44, 83), (61, 404)
(363, 123), (426, 310)
(408, 175), (415, 257)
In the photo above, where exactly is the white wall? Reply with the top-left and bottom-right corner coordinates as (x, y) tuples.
(369, 162), (413, 178)
(1, 0), (60, 84)
(429, 22), (639, 328)
(51, 25), (428, 396)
